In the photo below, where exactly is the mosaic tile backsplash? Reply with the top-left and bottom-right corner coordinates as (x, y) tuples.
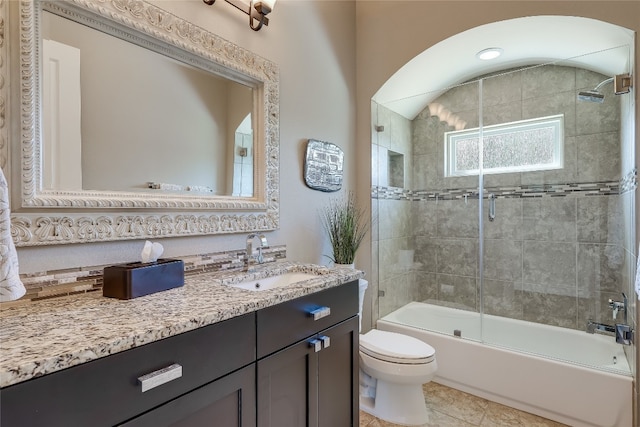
(2, 245), (286, 308)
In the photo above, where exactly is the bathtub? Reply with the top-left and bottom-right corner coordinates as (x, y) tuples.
(377, 301), (633, 427)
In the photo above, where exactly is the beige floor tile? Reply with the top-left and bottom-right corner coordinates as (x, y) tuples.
(424, 408), (477, 427)
(363, 408), (476, 427)
(480, 401), (568, 427)
(359, 411), (426, 427)
(423, 382), (489, 425)
(366, 419), (413, 427)
(360, 409), (377, 426)
(361, 383), (565, 427)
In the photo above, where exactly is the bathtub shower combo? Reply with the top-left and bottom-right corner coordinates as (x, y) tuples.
(371, 48), (635, 427)
(379, 302), (632, 427)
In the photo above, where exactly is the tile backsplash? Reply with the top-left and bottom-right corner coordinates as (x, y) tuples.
(3, 245), (286, 308)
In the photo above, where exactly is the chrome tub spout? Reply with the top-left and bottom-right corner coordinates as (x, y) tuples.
(586, 320), (615, 336)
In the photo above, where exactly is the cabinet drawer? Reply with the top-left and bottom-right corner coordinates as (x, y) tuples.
(257, 280), (358, 358)
(1, 312), (256, 427)
(121, 364), (256, 427)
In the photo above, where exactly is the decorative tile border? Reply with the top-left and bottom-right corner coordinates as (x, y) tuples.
(1, 245), (287, 308)
(372, 175), (635, 202)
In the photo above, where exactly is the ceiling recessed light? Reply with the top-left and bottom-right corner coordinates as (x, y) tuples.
(476, 47), (503, 60)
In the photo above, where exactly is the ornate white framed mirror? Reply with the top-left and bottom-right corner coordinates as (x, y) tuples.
(2, 0), (280, 246)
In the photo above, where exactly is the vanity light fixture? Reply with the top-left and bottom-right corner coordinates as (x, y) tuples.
(476, 47), (503, 60)
(203, 0), (276, 31)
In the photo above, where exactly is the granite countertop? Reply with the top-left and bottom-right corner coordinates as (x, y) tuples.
(0, 261), (364, 388)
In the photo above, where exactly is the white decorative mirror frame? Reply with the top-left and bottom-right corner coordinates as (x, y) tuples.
(1, 0), (280, 246)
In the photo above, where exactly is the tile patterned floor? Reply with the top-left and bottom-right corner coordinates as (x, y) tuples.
(359, 382), (568, 427)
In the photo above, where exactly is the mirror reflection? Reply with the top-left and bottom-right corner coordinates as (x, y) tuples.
(41, 11), (254, 196)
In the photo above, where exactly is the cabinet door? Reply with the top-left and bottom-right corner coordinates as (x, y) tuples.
(257, 338), (319, 427)
(120, 365), (255, 427)
(317, 317), (358, 427)
(256, 316), (358, 427)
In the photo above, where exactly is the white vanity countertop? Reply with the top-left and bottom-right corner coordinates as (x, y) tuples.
(0, 262), (364, 388)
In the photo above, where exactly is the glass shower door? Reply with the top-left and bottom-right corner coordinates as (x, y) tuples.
(478, 47), (635, 375)
(371, 79), (483, 339)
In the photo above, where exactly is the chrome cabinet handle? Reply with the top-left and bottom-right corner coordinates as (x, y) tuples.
(319, 335), (330, 349)
(310, 336), (330, 352)
(138, 363), (183, 393)
(310, 339), (322, 353)
(309, 306), (331, 321)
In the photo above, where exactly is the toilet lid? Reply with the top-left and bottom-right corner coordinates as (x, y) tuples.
(360, 329), (435, 364)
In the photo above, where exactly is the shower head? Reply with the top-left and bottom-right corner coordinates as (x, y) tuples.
(577, 77), (614, 103)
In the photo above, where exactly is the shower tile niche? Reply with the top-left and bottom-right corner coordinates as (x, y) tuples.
(388, 150), (405, 188)
(373, 147), (406, 189)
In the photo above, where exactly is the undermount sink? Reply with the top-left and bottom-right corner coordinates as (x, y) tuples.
(228, 272), (319, 291)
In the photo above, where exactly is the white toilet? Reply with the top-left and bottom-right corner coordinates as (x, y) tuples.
(358, 280), (437, 426)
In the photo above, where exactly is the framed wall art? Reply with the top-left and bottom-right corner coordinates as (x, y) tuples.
(304, 139), (344, 192)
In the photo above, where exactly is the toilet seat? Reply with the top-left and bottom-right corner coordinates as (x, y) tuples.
(360, 329), (435, 364)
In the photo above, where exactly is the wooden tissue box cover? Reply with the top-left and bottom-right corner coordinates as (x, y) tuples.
(103, 259), (185, 300)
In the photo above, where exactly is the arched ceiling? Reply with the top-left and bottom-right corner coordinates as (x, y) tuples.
(373, 16), (634, 120)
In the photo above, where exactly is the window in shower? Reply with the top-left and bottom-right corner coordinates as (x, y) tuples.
(444, 114), (564, 176)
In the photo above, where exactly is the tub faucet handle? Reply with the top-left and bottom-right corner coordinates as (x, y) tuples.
(608, 297), (626, 321)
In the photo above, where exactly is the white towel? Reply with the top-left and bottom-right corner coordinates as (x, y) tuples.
(635, 245), (640, 300)
(187, 185), (214, 193)
(148, 182), (185, 191)
(0, 168), (26, 302)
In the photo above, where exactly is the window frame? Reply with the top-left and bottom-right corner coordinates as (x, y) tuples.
(444, 114), (564, 177)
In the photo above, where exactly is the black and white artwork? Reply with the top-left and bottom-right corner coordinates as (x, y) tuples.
(304, 139), (344, 192)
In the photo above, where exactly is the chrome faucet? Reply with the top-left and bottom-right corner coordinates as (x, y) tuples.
(244, 233), (269, 271)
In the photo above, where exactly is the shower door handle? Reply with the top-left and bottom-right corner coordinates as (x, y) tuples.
(488, 193), (496, 222)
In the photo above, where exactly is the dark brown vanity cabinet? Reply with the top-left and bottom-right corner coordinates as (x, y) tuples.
(256, 281), (359, 427)
(0, 280), (359, 427)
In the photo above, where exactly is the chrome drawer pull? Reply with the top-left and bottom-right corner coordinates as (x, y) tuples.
(309, 306), (331, 321)
(138, 363), (183, 393)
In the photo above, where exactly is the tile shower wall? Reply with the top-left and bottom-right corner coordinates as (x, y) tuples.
(372, 103), (423, 317)
(373, 65), (635, 331)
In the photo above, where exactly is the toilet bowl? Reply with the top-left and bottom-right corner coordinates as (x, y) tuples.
(359, 329), (437, 426)
(357, 279), (437, 426)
